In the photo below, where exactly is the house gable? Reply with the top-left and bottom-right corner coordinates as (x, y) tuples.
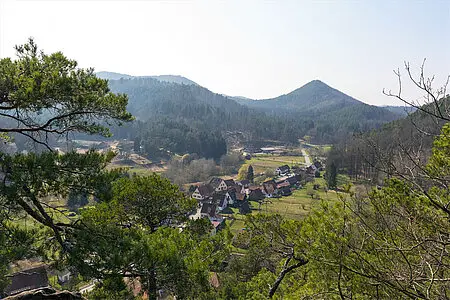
(276, 165), (290, 175)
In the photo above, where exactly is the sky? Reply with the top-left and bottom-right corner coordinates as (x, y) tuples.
(0, 0), (449, 105)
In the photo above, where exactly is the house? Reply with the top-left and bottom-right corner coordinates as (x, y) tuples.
(239, 201), (251, 214)
(262, 180), (277, 197)
(227, 190), (238, 207)
(247, 187), (265, 201)
(313, 161), (323, 170)
(279, 186), (292, 196)
(235, 192), (247, 206)
(223, 179), (236, 190)
(233, 184), (246, 195)
(57, 269), (71, 283)
(4, 265), (49, 296)
(192, 184), (214, 201)
(210, 177), (228, 192)
(237, 179), (250, 188)
(200, 203), (217, 218)
(276, 165), (290, 176)
(212, 192), (232, 211)
(306, 164), (317, 175)
(276, 180), (290, 190)
(286, 175), (299, 187)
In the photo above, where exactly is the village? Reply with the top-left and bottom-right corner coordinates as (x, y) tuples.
(189, 158), (324, 235)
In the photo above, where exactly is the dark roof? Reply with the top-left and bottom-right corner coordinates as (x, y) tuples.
(286, 176), (299, 185)
(227, 184), (241, 193)
(200, 203), (216, 218)
(212, 192), (227, 205)
(228, 190), (237, 202)
(238, 180), (250, 186)
(280, 186), (292, 196)
(306, 165), (317, 174)
(314, 161), (323, 168)
(223, 179), (236, 188)
(248, 188), (265, 201)
(239, 201), (251, 214)
(219, 196), (227, 207)
(277, 165), (290, 172)
(209, 177), (223, 189)
(4, 266), (49, 296)
(197, 184), (214, 197)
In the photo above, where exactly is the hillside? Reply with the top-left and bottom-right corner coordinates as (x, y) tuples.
(382, 105), (417, 116)
(96, 71), (198, 85)
(236, 80), (403, 142)
(236, 80), (360, 112)
(104, 76), (406, 152)
(327, 96), (450, 182)
(106, 77), (305, 159)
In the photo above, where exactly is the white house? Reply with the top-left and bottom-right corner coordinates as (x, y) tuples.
(192, 184), (214, 201)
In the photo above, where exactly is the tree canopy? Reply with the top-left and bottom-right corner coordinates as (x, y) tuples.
(0, 40), (228, 299)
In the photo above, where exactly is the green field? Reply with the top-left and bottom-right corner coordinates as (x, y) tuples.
(244, 155), (305, 174)
(223, 177), (341, 235)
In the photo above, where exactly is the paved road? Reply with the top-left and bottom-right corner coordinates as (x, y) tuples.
(302, 149), (311, 166)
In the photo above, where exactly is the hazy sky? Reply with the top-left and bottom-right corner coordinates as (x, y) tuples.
(0, 0), (449, 105)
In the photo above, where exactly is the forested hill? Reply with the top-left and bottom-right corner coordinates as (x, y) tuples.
(235, 80), (360, 112)
(106, 77), (305, 159)
(327, 96), (450, 182)
(96, 71), (198, 85)
(103, 76), (406, 158)
(235, 80), (403, 142)
(382, 105), (417, 116)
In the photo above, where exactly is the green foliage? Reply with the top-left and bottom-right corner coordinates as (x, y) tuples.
(237, 164), (248, 181)
(325, 162), (337, 188)
(247, 165), (254, 183)
(0, 38), (133, 142)
(213, 123), (450, 299)
(111, 174), (196, 231)
(85, 277), (135, 300)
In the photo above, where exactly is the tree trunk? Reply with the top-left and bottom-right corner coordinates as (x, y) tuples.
(268, 258), (308, 298)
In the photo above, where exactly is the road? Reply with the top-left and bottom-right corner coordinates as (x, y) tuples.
(302, 149), (311, 166)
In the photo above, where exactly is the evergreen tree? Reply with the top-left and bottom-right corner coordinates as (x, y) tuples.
(247, 165), (254, 183)
(325, 162), (337, 189)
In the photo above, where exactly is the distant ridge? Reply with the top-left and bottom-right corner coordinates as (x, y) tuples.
(382, 105), (417, 116)
(96, 71), (198, 86)
(96, 71), (132, 80)
(99, 72), (406, 143)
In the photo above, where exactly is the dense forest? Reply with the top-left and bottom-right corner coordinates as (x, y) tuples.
(327, 96), (450, 183)
(100, 75), (405, 159)
(235, 80), (403, 142)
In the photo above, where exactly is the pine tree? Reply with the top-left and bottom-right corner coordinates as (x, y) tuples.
(325, 162), (337, 189)
(247, 165), (254, 183)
